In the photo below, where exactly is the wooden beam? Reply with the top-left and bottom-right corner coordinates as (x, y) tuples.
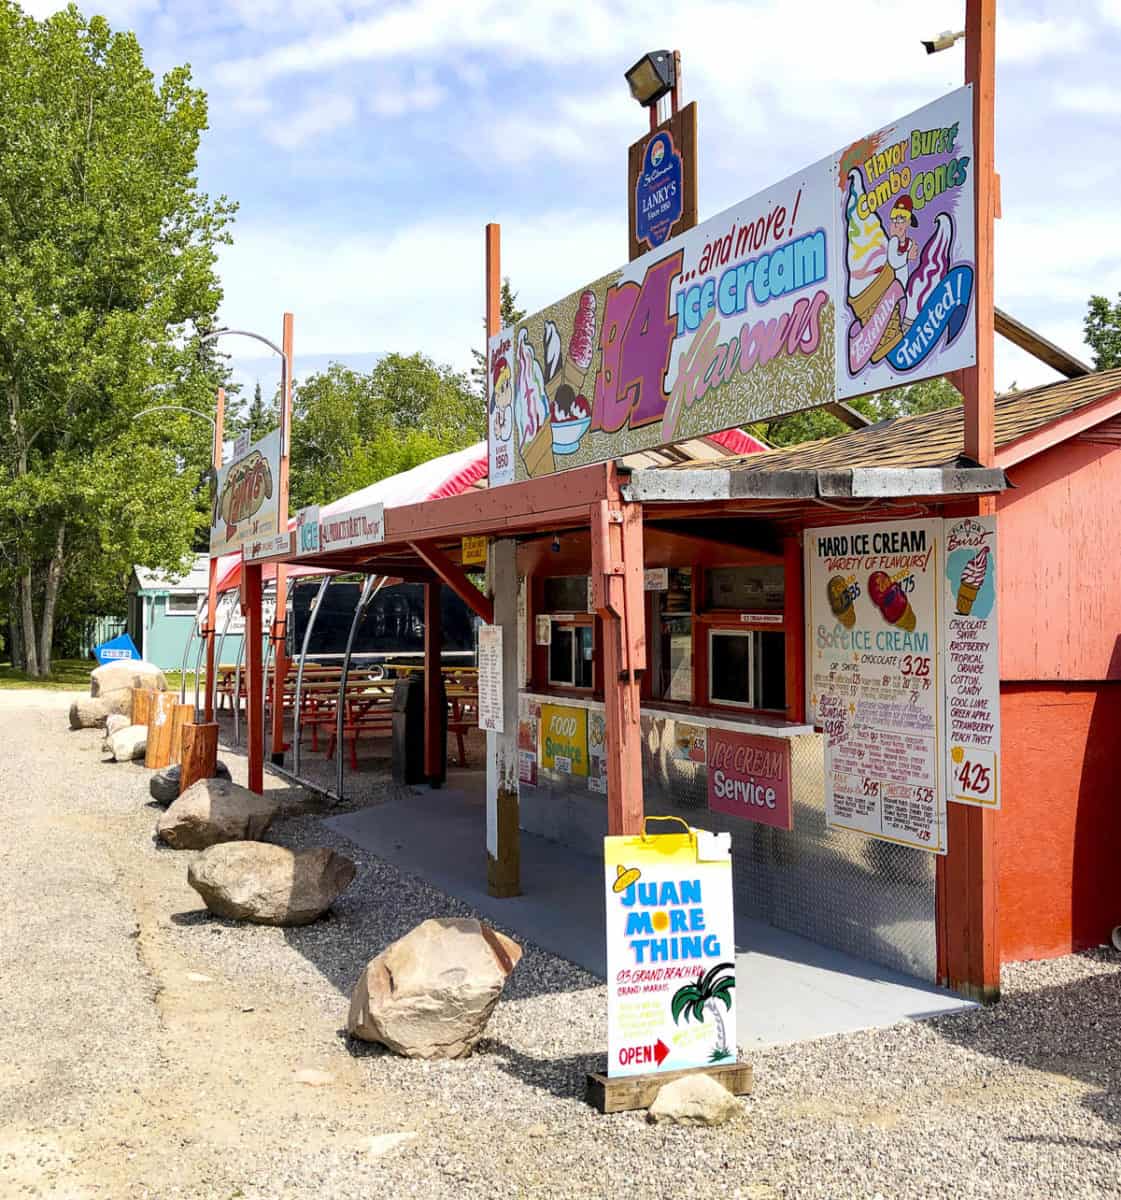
(824, 400), (872, 430)
(994, 307), (1091, 379)
(409, 539), (495, 624)
(586, 1061), (752, 1114)
(244, 560), (264, 794)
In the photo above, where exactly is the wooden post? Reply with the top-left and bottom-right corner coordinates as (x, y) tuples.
(169, 702), (193, 762)
(131, 687), (156, 727)
(244, 560), (264, 794)
(591, 464), (646, 836)
(423, 578), (444, 785)
(270, 312), (294, 765)
(144, 691), (177, 769)
(179, 721), (219, 795)
(204, 386), (225, 723)
(487, 538), (521, 898)
(936, 0), (1000, 1005)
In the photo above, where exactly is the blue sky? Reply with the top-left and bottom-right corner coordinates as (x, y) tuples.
(22, 0), (1121, 402)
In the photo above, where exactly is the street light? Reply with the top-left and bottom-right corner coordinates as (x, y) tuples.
(198, 326), (291, 453)
(922, 29), (965, 54)
(624, 50), (675, 108)
(133, 404), (215, 427)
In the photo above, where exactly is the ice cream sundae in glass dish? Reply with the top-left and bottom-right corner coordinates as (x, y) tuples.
(548, 385), (592, 454)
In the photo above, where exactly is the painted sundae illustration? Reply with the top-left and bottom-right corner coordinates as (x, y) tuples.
(827, 575), (856, 628)
(513, 290), (598, 475)
(956, 545), (989, 615)
(867, 570), (916, 632)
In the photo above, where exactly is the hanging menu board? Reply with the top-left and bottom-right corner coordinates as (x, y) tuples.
(806, 519), (947, 853)
(477, 625), (503, 734)
(942, 516), (1000, 808)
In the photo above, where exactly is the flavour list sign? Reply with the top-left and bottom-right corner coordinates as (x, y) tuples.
(476, 625), (503, 734)
(942, 516), (1000, 809)
(605, 824), (736, 1078)
(807, 519), (948, 854)
(489, 88), (974, 485)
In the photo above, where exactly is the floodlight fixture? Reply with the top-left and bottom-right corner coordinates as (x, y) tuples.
(625, 50), (675, 107)
(922, 29), (965, 54)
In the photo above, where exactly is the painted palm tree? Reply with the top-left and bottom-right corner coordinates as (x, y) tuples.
(671, 962), (736, 1063)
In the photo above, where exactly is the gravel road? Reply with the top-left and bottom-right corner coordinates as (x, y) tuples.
(1, 689), (1119, 1199)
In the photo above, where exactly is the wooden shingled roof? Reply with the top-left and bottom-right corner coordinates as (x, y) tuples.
(673, 368), (1121, 474)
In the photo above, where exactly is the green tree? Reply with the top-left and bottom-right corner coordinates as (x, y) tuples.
(289, 354), (483, 507)
(1084, 292), (1121, 369)
(0, 3), (235, 673)
(239, 379), (275, 442)
(670, 962), (735, 1063)
(751, 376), (961, 448)
(470, 277), (526, 395)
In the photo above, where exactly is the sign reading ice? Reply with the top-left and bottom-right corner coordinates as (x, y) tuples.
(488, 87), (974, 484)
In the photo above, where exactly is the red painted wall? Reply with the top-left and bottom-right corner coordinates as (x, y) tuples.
(998, 437), (1121, 680)
(998, 683), (1121, 961)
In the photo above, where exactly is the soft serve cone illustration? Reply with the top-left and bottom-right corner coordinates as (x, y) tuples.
(844, 168), (905, 367)
(956, 545), (990, 615)
(514, 327), (555, 478)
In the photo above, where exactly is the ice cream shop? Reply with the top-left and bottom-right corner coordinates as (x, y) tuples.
(239, 79), (1121, 1005)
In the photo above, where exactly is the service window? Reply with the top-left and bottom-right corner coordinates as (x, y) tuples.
(166, 593), (199, 617)
(650, 567), (693, 702)
(543, 576), (589, 613)
(548, 624), (594, 689)
(706, 565), (784, 613)
(708, 629), (786, 711)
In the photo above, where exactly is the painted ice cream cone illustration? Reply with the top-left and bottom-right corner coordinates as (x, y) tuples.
(868, 570), (916, 632)
(956, 545), (990, 615)
(905, 212), (953, 329)
(844, 169), (904, 365)
(563, 289), (597, 391)
(514, 327), (555, 478)
(827, 576), (856, 628)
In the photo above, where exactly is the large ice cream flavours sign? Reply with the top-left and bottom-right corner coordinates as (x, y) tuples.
(487, 87), (974, 485)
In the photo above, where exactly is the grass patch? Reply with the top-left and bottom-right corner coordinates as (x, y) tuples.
(0, 659), (194, 691)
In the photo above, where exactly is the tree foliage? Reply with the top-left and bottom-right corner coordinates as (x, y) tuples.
(470, 277), (526, 395)
(1084, 292), (1121, 369)
(289, 354), (483, 507)
(0, 2), (235, 672)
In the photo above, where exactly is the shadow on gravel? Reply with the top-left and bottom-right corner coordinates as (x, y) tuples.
(930, 949), (1121, 1141)
(477, 1038), (603, 1101)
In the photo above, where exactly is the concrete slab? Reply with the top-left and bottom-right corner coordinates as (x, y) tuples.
(327, 786), (974, 1047)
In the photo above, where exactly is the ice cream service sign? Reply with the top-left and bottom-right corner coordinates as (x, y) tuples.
(487, 87), (975, 484)
(707, 729), (793, 830)
(209, 429), (282, 557)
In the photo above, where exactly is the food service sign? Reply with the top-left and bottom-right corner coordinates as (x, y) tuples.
(209, 429), (282, 557)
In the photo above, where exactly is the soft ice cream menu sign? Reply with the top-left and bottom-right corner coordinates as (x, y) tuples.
(942, 516), (1000, 809)
(488, 87), (974, 485)
(807, 519), (948, 854)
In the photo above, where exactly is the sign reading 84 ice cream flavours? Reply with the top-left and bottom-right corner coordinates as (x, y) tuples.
(806, 519), (948, 854)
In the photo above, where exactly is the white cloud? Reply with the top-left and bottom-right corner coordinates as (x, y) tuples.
(1054, 83), (1121, 115)
(368, 79), (446, 118)
(265, 92), (357, 150)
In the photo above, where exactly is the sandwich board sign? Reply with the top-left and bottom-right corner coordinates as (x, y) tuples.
(604, 819), (736, 1078)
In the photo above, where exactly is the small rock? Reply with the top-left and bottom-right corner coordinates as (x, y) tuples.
(187, 842), (356, 925)
(106, 725), (147, 762)
(647, 1074), (741, 1126)
(185, 972), (213, 983)
(105, 713), (130, 737)
(526, 1123), (549, 1138)
(365, 1132), (417, 1157)
(156, 779), (278, 850)
(347, 917), (521, 1059)
(149, 760), (231, 804)
(292, 1069), (335, 1087)
(90, 660), (167, 697)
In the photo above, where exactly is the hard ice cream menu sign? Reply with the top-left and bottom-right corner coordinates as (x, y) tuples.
(807, 519), (948, 854)
(488, 87), (974, 484)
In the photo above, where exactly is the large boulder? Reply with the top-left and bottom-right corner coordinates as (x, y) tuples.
(187, 842), (357, 925)
(149, 760), (231, 804)
(347, 918), (522, 1059)
(156, 779), (277, 850)
(69, 688), (133, 730)
(90, 660), (166, 697)
(647, 1075), (741, 1127)
(105, 725), (147, 762)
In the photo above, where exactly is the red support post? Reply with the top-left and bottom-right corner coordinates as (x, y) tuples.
(244, 559), (264, 794)
(423, 578), (443, 785)
(204, 386), (225, 723)
(270, 313), (294, 764)
(936, 0), (1000, 1004)
(592, 464), (646, 836)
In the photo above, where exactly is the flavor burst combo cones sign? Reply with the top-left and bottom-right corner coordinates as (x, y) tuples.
(488, 88), (974, 485)
(605, 820), (736, 1079)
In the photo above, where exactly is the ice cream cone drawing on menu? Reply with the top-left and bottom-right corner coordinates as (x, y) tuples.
(514, 327), (554, 478)
(867, 570), (916, 632)
(827, 576), (856, 628)
(956, 545), (990, 615)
